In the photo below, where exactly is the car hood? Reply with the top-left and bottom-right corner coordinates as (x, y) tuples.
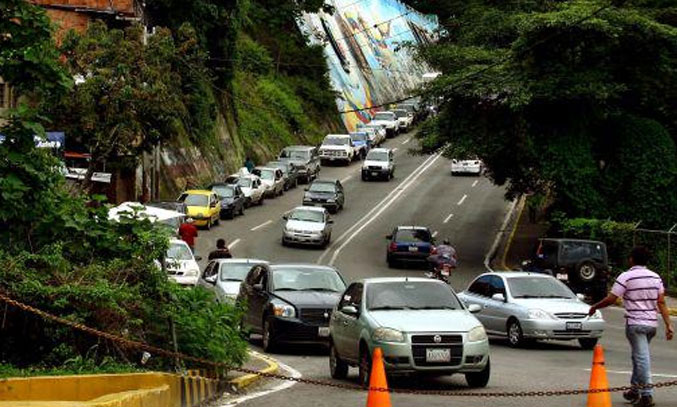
(220, 197), (236, 205)
(286, 219), (325, 232)
(369, 310), (480, 333)
(260, 179), (274, 187)
(509, 298), (590, 314)
(280, 158), (307, 167)
(186, 206), (210, 216)
(166, 259), (199, 272)
(363, 160), (388, 168)
(273, 290), (342, 308)
(320, 145), (351, 151)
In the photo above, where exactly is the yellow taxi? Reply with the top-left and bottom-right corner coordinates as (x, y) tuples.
(178, 190), (221, 229)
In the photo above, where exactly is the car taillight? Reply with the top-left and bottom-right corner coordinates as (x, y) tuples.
(388, 242), (397, 252)
(431, 246), (438, 255)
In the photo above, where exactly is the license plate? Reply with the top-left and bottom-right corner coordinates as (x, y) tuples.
(318, 327), (330, 337)
(371, 172), (378, 176)
(408, 246), (418, 252)
(426, 348), (451, 363)
(566, 322), (582, 331)
(556, 273), (569, 281)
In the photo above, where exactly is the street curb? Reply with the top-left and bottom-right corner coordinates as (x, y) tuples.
(499, 195), (526, 270)
(228, 351), (279, 391)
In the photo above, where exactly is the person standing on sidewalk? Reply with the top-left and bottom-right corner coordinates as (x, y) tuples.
(179, 217), (198, 254)
(588, 246), (674, 407)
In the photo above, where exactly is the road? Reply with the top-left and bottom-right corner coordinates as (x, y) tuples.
(193, 130), (677, 407)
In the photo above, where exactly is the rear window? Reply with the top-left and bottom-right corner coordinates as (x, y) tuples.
(560, 241), (606, 263)
(395, 229), (431, 243)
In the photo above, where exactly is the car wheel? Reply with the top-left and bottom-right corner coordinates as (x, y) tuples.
(245, 197), (252, 208)
(387, 255), (396, 268)
(507, 319), (525, 348)
(262, 319), (277, 353)
(214, 216), (220, 226)
(361, 174), (368, 181)
(329, 341), (348, 380)
(239, 204), (245, 216)
(465, 358), (490, 388)
(358, 347), (371, 389)
(577, 261), (597, 282)
(578, 338), (598, 350)
(258, 196), (264, 205)
(206, 219), (212, 230)
(281, 236), (288, 247)
(238, 318), (250, 340)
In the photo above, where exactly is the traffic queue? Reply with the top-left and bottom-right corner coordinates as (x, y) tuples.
(123, 99), (607, 390)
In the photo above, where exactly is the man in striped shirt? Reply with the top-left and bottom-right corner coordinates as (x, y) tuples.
(589, 246), (674, 407)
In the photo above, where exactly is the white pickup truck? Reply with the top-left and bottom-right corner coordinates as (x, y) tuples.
(369, 111), (399, 138)
(319, 134), (355, 165)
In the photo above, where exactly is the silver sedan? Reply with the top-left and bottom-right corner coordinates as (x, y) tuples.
(457, 272), (605, 349)
(197, 258), (268, 303)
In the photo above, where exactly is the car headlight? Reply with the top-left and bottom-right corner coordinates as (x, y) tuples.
(272, 303), (296, 318)
(527, 309), (557, 320)
(373, 327), (405, 343)
(589, 310), (603, 320)
(185, 269), (199, 277)
(468, 326), (487, 342)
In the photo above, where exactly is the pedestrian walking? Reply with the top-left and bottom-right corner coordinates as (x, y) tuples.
(588, 246), (674, 407)
(208, 238), (233, 260)
(178, 217), (198, 254)
(244, 156), (255, 173)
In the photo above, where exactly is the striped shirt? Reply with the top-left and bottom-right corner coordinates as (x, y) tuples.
(611, 266), (664, 327)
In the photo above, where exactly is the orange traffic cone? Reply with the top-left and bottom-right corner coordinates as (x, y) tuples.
(587, 344), (612, 407)
(366, 347), (391, 407)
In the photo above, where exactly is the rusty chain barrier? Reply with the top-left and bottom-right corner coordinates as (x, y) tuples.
(2, 290), (676, 398)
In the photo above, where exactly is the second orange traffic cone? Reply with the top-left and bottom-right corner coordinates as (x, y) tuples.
(366, 347), (391, 407)
(587, 344), (611, 407)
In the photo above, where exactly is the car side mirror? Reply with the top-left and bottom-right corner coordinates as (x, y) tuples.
(194, 255), (202, 261)
(341, 305), (359, 316)
(467, 304), (482, 313)
(491, 293), (506, 302)
(304, 187), (309, 191)
(576, 293), (586, 301)
(253, 283), (264, 292)
(205, 274), (217, 285)
(282, 214), (288, 221)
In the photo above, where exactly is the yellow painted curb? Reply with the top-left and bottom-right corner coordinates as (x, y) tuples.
(228, 351), (279, 391)
(500, 195), (526, 270)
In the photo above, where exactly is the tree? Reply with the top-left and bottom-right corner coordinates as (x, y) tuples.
(411, 0), (677, 227)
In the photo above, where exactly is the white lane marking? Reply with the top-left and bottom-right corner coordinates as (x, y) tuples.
(583, 369), (677, 378)
(432, 231), (438, 238)
(250, 220), (273, 231)
(220, 359), (302, 406)
(392, 147), (398, 152)
(457, 194), (467, 206)
(402, 138), (411, 145)
(340, 175), (352, 183)
(443, 213), (454, 224)
(228, 238), (241, 249)
(326, 153), (442, 266)
(472, 180), (478, 187)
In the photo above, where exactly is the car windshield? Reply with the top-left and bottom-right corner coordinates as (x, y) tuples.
(350, 133), (368, 142)
(367, 281), (460, 310)
(220, 263), (256, 282)
(238, 178), (252, 188)
(508, 277), (575, 299)
(211, 185), (234, 198)
(393, 110), (407, 118)
(308, 182), (336, 193)
(179, 194), (208, 207)
(395, 229), (431, 243)
(167, 242), (193, 261)
(288, 209), (324, 223)
(373, 113), (394, 121)
(323, 137), (350, 146)
(271, 267), (345, 292)
(281, 149), (309, 160)
(258, 169), (275, 180)
(366, 151), (388, 161)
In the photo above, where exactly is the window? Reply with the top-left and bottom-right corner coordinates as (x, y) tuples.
(220, 262), (258, 282)
(468, 276), (492, 297)
(179, 194), (208, 207)
(561, 241), (605, 263)
(488, 276), (506, 297)
(246, 265), (267, 286)
(270, 267), (345, 292)
(339, 283), (363, 309)
(394, 229), (431, 243)
(202, 262), (218, 280)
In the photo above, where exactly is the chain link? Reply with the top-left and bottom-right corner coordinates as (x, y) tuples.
(2, 291), (676, 398)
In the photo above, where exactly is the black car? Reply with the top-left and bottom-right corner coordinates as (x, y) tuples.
(302, 179), (345, 214)
(146, 200), (187, 215)
(521, 238), (610, 302)
(208, 183), (246, 219)
(267, 160), (299, 190)
(238, 263), (347, 352)
(386, 226), (436, 268)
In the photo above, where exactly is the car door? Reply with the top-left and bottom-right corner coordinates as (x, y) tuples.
(332, 283), (358, 357)
(198, 261), (217, 292)
(463, 276), (492, 330)
(335, 181), (345, 207)
(275, 169), (284, 192)
(210, 193), (220, 221)
(482, 276), (509, 333)
(324, 211), (333, 235)
(333, 283), (363, 361)
(234, 186), (244, 211)
(241, 265), (268, 332)
(253, 179), (262, 202)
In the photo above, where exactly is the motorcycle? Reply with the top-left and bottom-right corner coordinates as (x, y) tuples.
(425, 253), (456, 283)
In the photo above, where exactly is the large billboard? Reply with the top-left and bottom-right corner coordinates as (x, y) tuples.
(298, 0), (437, 131)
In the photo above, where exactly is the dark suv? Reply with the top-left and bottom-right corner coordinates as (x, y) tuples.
(522, 238), (609, 301)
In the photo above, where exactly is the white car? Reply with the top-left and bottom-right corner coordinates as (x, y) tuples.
(361, 148), (394, 181)
(392, 109), (413, 131)
(253, 167), (285, 198)
(281, 206), (334, 247)
(451, 159), (483, 176)
(357, 123), (386, 146)
(235, 174), (266, 206)
(319, 134), (355, 165)
(369, 111), (399, 138)
(198, 258), (269, 303)
(165, 239), (201, 286)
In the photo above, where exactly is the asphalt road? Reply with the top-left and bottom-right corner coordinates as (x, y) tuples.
(193, 130), (677, 407)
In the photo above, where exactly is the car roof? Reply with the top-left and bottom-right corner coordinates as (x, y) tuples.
(269, 263), (339, 272)
(169, 238), (189, 246)
(479, 271), (552, 279)
(210, 258), (269, 265)
(255, 166), (277, 171)
(210, 182), (233, 187)
(183, 189), (213, 196)
(325, 134), (351, 138)
(312, 178), (338, 184)
(292, 205), (326, 213)
(375, 111), (394, 114)
(360, 277), (441, 284)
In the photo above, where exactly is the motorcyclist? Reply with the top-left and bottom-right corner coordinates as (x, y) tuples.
(427, 238), (458, 275)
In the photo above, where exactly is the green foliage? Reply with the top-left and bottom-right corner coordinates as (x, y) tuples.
(0, 359), (141, 378)
(235, 35), (274, 75)
(412, 0), (677, 227)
